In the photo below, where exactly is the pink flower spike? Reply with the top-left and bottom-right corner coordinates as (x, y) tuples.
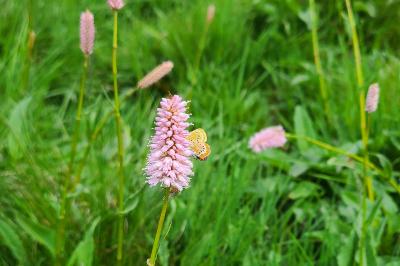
(249, 125), (287, 153)
(145, 95), (193, 192)
(80, 10), (95, 55)
(207, 4), (216, 24)
(107, 0), (124, 10)
(365, 83), (380, 113)
(137, 61), (174, 89)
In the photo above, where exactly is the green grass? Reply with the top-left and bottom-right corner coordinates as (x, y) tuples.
(1, 0), (400, 265)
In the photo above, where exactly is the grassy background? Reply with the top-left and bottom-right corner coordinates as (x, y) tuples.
(1, 0), (400, 265)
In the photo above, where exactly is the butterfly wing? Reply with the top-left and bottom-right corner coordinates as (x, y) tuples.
(187, 128), (207, 143)
(187, 128), (210, 160)
(191, 142), (211, 161)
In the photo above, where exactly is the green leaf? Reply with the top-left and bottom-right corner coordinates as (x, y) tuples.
(381, 192), (398, 214)
(365, 234), (378, 266)
(6, 97), (32, 159)
(288, 181), (321, 199)
(122, 197), (139, 215)
(16, 216), (56, 257)
(337, 231), (357, 266)
(0, 218), (27, 265)
(67, 217), (100, 266)
(293, 105), (317, 154)
(289, 161), (310, 177)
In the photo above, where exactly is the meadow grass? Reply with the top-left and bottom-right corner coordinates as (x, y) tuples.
(1, 0), (400, 265)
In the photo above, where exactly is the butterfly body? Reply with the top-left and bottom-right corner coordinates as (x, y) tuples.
(186, 128), (211, 160)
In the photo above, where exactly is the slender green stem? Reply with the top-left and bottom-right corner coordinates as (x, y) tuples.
(359, 92), (374, 200)
(309, 0), (330, 119)
(194, 22), (211, 74)
(112, 10), (126, 265)
(56, 55), (89, 265)
(345, 0), (364, 86)
(285, 133), (400, 194)
(344, 0), (373, 198)
(344, 3), (371, 262)
(21, 0), (35, 94)
(148, 189), (170, 266)
(72, 87), (139, 192)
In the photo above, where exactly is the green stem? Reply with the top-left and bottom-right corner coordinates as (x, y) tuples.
(112, 10), (125, 265)
(285, 133), (400, 194)
(344, 2), (371, 262)
(309, 0), (330, 119)
(359, 92), (374, 200)
(345, 0), (364, 86)
(72, 87), (139, 192)
(148, 189), (170, 266)
(55, 55), (89, 265)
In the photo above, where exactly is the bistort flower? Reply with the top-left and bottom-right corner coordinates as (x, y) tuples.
(249, 125), (287, 153)
(365, 83), (380, 113)
(107, 0), (124, 10)
(137, 61), (174, 89)
(145, 95), (193, 192)
(80, 10), (95, 55)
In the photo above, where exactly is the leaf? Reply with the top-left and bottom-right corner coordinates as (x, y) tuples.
(288, 181), (321, 199)
(6, 97), (32, 159)
(381, 192), (398, 214)
(67, 217), (100, 266)
(16, 215), (56, 257)
(293, 106), (317, 155)
(122, 197), (139, 215)
(0, 218), (27, 265)
(289, 162), (310, 177)
(337, 231), (357, 266)
(365, 234), (378, 266)
(373, 153), (393, 178)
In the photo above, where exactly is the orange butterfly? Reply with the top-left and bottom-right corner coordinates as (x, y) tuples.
(186, 128), (211, 161)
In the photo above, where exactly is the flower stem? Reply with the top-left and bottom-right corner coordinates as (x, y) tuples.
(55, 54), (89, 265)
(148, 189), (170, 266)
(111, 10), (126, 265)
(72, 87), (139, 190)
(285, 133), (400, 194)
(344, 1), (372, 262)
(309, 0), (330, 120)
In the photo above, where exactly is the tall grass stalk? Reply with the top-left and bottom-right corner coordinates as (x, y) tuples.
(22, 0), (35, 93)
(344, 0), (372, 263)
(344, 0), (373, 199)
(285, 133), (400, 194)
(56, 54), (89, 265)
(148, 189), (171, 266)
(309, 0), (330, 120)
(72, 87), (139, 191)
(111, 10), (126, 265)
(193, 5), (215, 81)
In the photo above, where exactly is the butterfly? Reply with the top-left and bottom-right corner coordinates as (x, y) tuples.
(186, 128), (211, 161)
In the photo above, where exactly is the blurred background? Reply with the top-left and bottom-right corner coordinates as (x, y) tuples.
(1, 0), (400, 265)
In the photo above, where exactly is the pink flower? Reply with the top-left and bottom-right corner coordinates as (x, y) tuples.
(249, 125), (287, 153)
(207, 4), (216, 24)
(80, 10), (95, 55)
(145, 95), (193, 192)
(365, 83), (380, 113)
(107, 0), (124, 10)
(137, 61), (174, 89)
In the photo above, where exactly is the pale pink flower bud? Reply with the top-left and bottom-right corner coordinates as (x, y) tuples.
(107, 0), (124, 10)
(207, 4), (216, 24)
(137, 61), (174, 89)
(365, 83), (380, 113)
(249, 125), (287, 153)
(80, 10), (95, 55)
(145, 95), (193, 192)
